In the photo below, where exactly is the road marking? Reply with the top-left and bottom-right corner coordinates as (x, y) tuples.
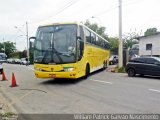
(149, 89), (160, 93)
(90, 79), (113, 84)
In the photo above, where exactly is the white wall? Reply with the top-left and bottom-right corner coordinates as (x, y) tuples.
(139, 34), (160, 56)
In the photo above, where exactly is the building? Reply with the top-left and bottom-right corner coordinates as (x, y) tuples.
(136, 32), (160, 57)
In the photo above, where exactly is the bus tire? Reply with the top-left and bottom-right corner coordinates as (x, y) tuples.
(84, 64), (90, 79)
(103, 61), (107, 70)
(106, 61), (108, 68)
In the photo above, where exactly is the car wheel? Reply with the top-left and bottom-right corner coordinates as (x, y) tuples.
(127, 68), (135, 77)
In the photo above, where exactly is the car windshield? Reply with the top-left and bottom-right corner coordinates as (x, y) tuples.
(34, 24), (77, 64)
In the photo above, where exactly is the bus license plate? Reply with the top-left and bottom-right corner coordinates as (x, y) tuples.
(49, 74), (56, 78)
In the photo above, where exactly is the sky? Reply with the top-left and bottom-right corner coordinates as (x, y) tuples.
(0, 0), (160, 51)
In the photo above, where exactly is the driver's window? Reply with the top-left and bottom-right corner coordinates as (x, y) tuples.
(77, 26), (84, 60)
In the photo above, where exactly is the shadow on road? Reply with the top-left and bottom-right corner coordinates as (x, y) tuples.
(40, 78), (85, 85)
(135, 75), (160, 80)
(39, 69), (106, 85)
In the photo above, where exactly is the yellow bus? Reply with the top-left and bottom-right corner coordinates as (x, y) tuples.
(33, 22), (110, 79)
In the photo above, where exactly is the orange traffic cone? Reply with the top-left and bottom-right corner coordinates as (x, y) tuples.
(10, 73), (18, 87)
(2, 70), (7, 81)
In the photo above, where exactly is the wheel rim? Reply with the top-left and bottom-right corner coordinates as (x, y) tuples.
(128, 69), (134, 76)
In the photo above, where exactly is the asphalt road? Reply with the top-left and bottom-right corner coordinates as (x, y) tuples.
(0, 63), (160, 114)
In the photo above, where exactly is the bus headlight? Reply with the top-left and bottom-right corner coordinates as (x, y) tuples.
(35, 68), (42, 71)
(63, 67), (75, 71)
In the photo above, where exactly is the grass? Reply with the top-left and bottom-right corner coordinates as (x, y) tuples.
(111, 66), (126, 73)
(117, 66), (126, 73)
(1, 112), (17, 119)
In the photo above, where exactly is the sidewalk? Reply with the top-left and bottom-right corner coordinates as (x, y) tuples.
(0, 87), (10, 114)
(106, 65), (118, 72)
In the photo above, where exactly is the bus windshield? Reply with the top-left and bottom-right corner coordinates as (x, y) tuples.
(34, 24), (77, 64)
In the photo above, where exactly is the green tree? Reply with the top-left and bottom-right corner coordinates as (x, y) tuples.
(123, 31), (139, 49)
(84, 20), (108, 39)
(21, 50), (27, 58)
(108, 37), (119, 54)
(10, 51), (22, 58)
(144, 28), (158, 36)
(0, 41), (16, 57)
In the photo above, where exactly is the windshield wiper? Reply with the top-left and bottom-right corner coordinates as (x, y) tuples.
(41, 48), (63, 64)
(59, 52), (76, 60)
(52, 47), (63, 63)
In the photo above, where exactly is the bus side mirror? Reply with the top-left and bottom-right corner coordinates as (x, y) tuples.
(29, 37), (36, 41)
(77, 36), (84, 43)
(29, 37), (36, 49)
(77, 36), (81, 40)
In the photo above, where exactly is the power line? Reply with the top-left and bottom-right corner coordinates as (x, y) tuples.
(89, 0), (145, 18)
(94, 6), (118, 17)
(51, 0), (79, 17)
(122, 0), (145, 7)
(29, 0), (79, 25)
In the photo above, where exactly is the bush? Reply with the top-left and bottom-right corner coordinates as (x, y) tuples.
(117, 66), (126, 73)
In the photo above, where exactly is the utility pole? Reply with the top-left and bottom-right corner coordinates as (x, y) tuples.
(118, 0), (123, 68)
(3, 37), (5, 54)
(26, 22), (29, 63)
(151, 44), (153, 57)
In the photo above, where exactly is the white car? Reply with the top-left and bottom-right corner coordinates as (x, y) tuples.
(109, 55), (118, 65)
(20, 58), (30, 65)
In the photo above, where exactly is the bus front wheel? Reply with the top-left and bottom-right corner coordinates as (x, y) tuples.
(84, 64), (90, 79)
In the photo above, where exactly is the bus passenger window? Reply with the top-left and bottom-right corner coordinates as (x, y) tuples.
(91, 33), (96, 45)
(99, 38), (103, 47)
(96, 36), (99, 46)
(104, 42), (109, 49)
(85, 29), (91, 43)
(78, 26), (84, 60)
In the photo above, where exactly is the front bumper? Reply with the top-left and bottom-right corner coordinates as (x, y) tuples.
(35, 70), (78, 79)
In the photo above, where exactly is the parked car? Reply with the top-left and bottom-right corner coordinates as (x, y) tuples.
(109, 55), (118, 65)
(14, 58), (21, 64)
(20, 58), (30, 65)
(129, 54), (140, 60)
(0, 63), (3, 74)
(126, 57), (160, 77)
(7, 58), (14, 64)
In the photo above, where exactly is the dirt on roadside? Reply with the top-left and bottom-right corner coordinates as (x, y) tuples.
(0, 87), (11, 114)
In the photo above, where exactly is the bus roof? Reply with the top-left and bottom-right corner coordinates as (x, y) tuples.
(39, 22), (109, 43)
(39, 22), (79, 27)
